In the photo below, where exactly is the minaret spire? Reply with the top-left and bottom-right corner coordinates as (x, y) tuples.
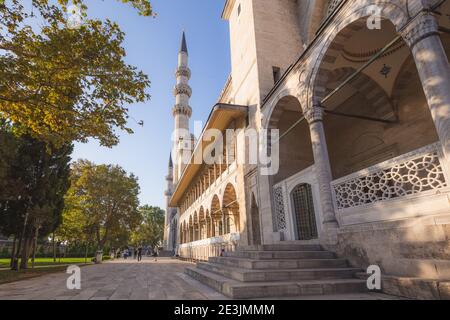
(168, 153), (173, 168)
(172, 31), (192, 185)
(180, 31), (188, 54)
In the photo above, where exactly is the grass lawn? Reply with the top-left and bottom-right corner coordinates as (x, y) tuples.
(0, 265), (70, 285)
(0, 257), (93, 269)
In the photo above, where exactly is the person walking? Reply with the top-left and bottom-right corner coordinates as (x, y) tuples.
(152, 247), (159, 262)
(137, 246), (143, 262)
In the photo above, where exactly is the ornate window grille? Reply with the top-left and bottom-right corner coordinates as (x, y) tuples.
(291, 184), (318, 241)
(273, 187), (287, 231)
(332, 143), (448, 210)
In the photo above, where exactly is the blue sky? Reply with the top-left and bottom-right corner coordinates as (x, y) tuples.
(73, 0), (230, 208)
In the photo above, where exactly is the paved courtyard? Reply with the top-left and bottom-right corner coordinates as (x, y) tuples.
(0, 258), (403, 300)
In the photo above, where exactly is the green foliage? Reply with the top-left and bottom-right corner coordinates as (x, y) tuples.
(60, 160), (141, 250)
(131, 205), (165, 248)
(0, 247), (9, 259)
(0, 122), (72, 240)
(0, 0), (152, 147)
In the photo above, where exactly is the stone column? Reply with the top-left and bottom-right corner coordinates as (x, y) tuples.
(401, 12), (450, 161)
(222, 209), (228, 234)
(305, 106), (338, 227)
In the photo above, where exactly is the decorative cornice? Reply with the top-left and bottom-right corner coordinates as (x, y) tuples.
(172, 104), (192, 117)
(400, 12), (439, 49)
(175, 66), (191, 80)
(173, 83), (192, 98)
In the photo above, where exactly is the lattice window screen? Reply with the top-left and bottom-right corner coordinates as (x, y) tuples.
(291, 184), (318, 241)
(273, 187), (287, 232)
(327, 0), (343, 16)
(333, 151), (447, 210)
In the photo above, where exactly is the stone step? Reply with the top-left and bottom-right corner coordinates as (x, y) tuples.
(237, 244), (323, 252)
(209, 256), (349, 270)
(226, 250), (336, 260)
(196, 262), (361, 282)
(185, 266), (368, 299)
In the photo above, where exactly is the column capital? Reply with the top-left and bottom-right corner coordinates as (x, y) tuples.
(304, 105), (324, 124)
(400, 12), (439, 49)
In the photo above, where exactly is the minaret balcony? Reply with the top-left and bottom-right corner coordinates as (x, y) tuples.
(173, 83), (192, 97)
(172, 104), (192, 117)
(164, 190), (173, 197)
(175, 66), (191, 79)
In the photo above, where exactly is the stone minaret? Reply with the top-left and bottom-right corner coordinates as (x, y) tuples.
(172, 32), (192, 185)
(163, 154), (174, 249)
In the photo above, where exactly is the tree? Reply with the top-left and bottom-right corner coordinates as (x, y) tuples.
(0, 0), (153, 147)
(131, 205), (165, 249)
(0, 121), (72, 270)
(62, 160), (141, 254)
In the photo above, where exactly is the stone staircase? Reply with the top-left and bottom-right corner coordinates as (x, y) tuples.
(185, 244), (368, 299)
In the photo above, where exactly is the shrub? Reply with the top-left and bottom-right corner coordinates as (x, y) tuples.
(0, 247), (10, 259)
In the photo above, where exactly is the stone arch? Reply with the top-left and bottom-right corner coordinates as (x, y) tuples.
(222, 183), (240, 234)
(210, 194), (222, 235)
(222, 183), (238, 207)
(308, 2), (409, 106)
(267, 95), (304, 130)
(193, 211), (198, 224)
(263, 87), (302, 130)
(310, 6), (441, 180)
(210, 194), (221, 215)
(266, 94), (314, 184)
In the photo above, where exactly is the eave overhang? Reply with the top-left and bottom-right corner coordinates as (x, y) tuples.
(169, 103), (247, 207)
(221, 0), (236, 20)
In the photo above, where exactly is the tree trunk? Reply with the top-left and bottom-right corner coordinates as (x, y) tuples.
(52, 232), (56, 262)
(13, 210), (30, 271)
(11, 231), (21, 271)
(20, 236), (32, 270)
(31, 226), (39, 269)
(10, 235), (17, 268)
(84, 243), (88, 264)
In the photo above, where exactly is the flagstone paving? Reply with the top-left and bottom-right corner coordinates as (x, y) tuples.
(0, 258), (403, 300)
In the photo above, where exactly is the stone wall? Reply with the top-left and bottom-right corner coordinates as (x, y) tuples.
(331, 213), (450, 278)
(328, 213), (450, 298)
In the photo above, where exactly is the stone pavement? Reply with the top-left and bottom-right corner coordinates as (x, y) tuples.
(0, 258), (403, 300)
